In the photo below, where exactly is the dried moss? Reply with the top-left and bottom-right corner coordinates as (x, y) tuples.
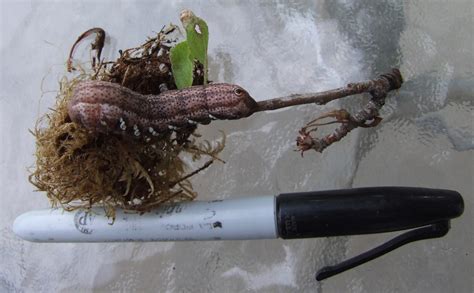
(29, 26), (224, 218)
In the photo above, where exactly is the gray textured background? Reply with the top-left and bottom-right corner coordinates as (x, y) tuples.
(1, 1), (472, 292)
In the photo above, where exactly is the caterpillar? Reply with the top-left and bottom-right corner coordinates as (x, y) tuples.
(68, 81), (259, 138)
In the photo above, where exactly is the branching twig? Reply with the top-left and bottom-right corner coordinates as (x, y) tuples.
(292, 69), (403, 154)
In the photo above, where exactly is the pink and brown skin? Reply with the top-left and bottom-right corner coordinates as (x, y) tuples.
(68, 81), (258, 138)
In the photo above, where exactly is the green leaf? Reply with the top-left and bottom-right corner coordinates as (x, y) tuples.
(170, 41), (194, 89)
(180, 10), (209, 84)
(184, 18), (208, 65)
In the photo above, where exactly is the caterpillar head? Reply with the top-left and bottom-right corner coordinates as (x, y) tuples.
(205, 83), (258, 119)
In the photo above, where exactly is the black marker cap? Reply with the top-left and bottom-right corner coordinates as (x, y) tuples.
(276, 187), (464, 239)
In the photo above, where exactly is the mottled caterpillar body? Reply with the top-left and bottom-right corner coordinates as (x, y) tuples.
(68, 81), (258, 138)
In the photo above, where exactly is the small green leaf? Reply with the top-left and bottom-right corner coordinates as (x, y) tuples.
(184, 18), (208, 65)
(180, 10), (209, 84)
(170, 41), (194, 89)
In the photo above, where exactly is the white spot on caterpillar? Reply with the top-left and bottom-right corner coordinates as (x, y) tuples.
(168, 125), (178, 130)
(100, 120), (107, 126)
(194, 24), (202, 34)
(133, 125), (140, 136)
(208, 114), (217, 120)
(145, 137), (151, 142)
(148, 127), (155, 133)
(119, 117), (127, 130)
(187, 119), (198, 125)
(159, 83), (168, 92)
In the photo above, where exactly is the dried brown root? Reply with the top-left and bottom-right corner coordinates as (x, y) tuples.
(296, 69), (403, 155)
(30, 26), (223, 218)
(67, 27), (105, 72)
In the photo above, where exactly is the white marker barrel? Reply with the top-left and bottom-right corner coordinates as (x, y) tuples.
(13, 196), (277, 242)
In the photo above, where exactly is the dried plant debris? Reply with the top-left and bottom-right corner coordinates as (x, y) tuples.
(30, 25), (224, 218)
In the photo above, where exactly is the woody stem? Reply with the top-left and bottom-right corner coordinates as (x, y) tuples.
(255, 69), (403, 112)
